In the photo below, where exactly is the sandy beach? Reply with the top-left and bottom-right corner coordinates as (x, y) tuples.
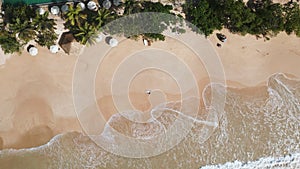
(0, 26), (300, 150)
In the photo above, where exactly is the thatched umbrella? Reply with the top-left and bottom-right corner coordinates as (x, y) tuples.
(58, 32), (75, 54)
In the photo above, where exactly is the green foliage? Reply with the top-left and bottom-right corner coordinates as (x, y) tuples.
(2, 4), (35, 24)
(144, 33), (165, 41)
(215, 0), (256, 34)
(64, 4), (117, 45)
(18, 28), (37, 43)
(65, 5), (80, 26)
(32, 11), (57, 47)
(93, 9), (115, 29)
(74, 22), (97, 45)
(8, 18), (36, 43)
(65, 5), (87, 27)
(32, 12), (56, 31)
(0, 31), (22, 54)
(35, 30), (57, 48)
(1, 0), (299, 54)
(123, 0), (142, 15)
(284, 2), (300, 37)
(141, 1), (173, 13)
(248, 0), (285, 36)
(183, 0), (299, 39)
(183, 0), (222, 36)
(120, 0), (182, 41)
(0, 5), (57, 53)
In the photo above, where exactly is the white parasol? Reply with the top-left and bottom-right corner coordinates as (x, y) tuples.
(103, 0), (112, 9)
(109, 38), (118, 47)
(37, 8), (45, 15)
(29, 47), (38, 56)
(61, 4), (69, 13)
(77, 2), (86, 11)
(50, 45), (59, 53)
(87, 1), (97, 11)
(51, 6), (60, 15)
(95, 34), (103, 43)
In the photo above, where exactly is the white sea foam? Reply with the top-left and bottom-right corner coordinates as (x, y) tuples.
(201, 153), (300, 169)
(0, 73), (299, 169)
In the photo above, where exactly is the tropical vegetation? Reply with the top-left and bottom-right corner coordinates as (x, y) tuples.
(0, 4), (57, 54)
(183, 0), (300, 39)
(283, 2), (300, 36)
(120, 0), (180, 41)
(63, 5), (116, 45)
(0, 0), (300, 54)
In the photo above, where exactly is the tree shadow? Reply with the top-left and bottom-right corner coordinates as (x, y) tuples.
(216, 33), (226, 42)
(27, 44), (34, 52)
(105, 36), (112, 44)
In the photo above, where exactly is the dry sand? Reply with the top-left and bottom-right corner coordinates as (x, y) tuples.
(0, 47), (82, 149)
(0, 28), (299, 149)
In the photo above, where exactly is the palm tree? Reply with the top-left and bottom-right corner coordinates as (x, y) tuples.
(32, 11), (56, 31)
(74, 22), (97, 45)
(0, 30), (22, 54)
(18, 28), (37, 43)
(93, 8), (115, 29)
(8, 18), (36, 43)
(3, 4), (35, 24)
(65, 5), (87, 26)
(0, 21), (4, 31)
(36, 30), (57, 48)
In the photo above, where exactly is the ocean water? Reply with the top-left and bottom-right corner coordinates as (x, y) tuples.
(0, 73), (299, 169)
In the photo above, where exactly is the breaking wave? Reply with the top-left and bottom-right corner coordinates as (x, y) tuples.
(0, 73), (299, 169)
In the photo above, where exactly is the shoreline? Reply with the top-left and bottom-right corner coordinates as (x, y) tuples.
(0, 28), (300, 150)
(0, 72), (298, 151)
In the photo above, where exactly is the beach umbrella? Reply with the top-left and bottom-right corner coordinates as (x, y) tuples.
(29, 47), (38, 56)
(37, 8), (45, 15)
(50, 45), (59, 53)
(95, 34), (103, 43)
(87, 1), (97, 11)
(143, 39), (149, 46)
(77, 2), (86, 11)
(103, 0), (112, 9)
(61, 4), (69, 13)
(113, 0), (122, 6)
(109, 38), (118, 47)
(51, 6), (60, 15)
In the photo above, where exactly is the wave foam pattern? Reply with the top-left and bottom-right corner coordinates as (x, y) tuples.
(201, 153), (300, 169)
(0, 73), (299, 169)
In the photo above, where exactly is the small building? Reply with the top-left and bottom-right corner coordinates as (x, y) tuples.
(58, 32), (75, 55)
